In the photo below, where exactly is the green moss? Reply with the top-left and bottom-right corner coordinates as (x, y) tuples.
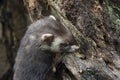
(115, 19), (120, 32)
(107, 6), (113, 16)
(105, 3), (120, 33)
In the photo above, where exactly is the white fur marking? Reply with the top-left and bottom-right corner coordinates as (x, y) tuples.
(41, 33), (53, 41)
(51, 37), (63, 52)
(71, 45), (79, 49)
(29, 35), (36, 44)
(53, 67), (56, 72)
(40, 45), (50, 51)
(49, 15), (56, 20)
(29, 35), (36, 40)
(69, 45), (79, 52)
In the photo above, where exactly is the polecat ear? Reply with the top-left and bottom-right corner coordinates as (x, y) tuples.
(41, 33), (54, 44)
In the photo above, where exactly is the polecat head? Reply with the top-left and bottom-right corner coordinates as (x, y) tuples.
(26, 15), (79, 53)
(36, 33), (79, 53)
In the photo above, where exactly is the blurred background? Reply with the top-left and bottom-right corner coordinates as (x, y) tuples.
(0, 0), (28, 80)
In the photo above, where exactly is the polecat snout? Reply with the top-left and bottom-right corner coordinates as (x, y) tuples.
(13, 15), (79, 80)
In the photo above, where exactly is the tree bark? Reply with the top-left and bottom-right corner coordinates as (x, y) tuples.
(0, 0), (120, 80)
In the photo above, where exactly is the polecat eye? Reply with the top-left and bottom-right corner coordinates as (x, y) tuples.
(60, 43), (68, 47)
(59, 42), (70, 52)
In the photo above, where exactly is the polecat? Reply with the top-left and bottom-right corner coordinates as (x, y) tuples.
(13, 15), (79, 80)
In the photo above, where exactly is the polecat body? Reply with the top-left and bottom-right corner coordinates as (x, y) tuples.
(13, 15), (79, 80)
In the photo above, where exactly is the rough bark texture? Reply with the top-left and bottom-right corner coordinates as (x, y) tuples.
(0, 0), (120, 80)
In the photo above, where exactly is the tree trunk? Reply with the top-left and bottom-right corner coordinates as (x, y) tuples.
(0, 0), (120, 80)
